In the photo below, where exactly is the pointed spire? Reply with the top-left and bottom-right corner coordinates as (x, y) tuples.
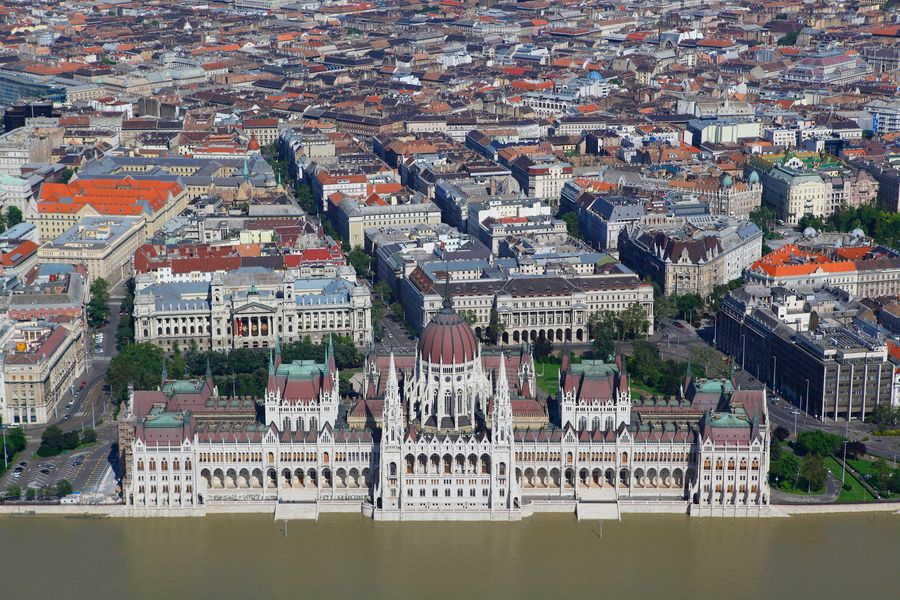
(206, 356), (212, 380)
(493, 352), (512, 443)
(275, 335), (282, 358)
(442, 266), (453, 309)
(327, 333), (335, 370)
(268, 347), (275, 375)
(161, 356), (168, 384)
(383, 352), (402, 444)
(497, 352), (509, 398)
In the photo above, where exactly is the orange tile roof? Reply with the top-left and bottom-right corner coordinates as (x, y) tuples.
(750, 244), (855, 277)
(38, 178), (182, 217)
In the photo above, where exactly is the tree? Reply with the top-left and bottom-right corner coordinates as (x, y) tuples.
(6, 206), (22, 228)
(81, 428), (98, 445)
(619, 302), (650, 339)
(169, 342), (186, 379)
(796, 430), (843, 456)
(773, 426), (791, 443)
(56, 480), (73, 497)
(37, 425), (66, 457)
(800, 454), (827, 491)
(690, 345), (726, 378)
(485, 308), (505, 345)
(106, 343), (166, 404)
(5, 484), (22, 500)
(25, 488), (35, 501)
(462, 310), (478, 326)
(347, 247), (371, 279)
(845, 440), (866, 459)
(62, 430), (80, 451)
(674, 294), (704, 321)
(872, 459), (893, 491)
(749, 206), (775, 235)
(561, 212), (582, 240)
(532, 335), (553, 361)
(778, 31), (799, 46)
(87, 277), (111, 329)
(770, 450), (800, 483)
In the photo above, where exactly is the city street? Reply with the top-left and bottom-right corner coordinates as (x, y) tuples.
(378, 313), (417, 353)
(1, 284), (125, 499)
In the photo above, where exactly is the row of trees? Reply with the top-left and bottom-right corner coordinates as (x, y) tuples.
(625, 341), (703, 397)
(37, 426), (97, 457)
(4, 480), (73, 502)
(116, 279), (136, 350)
(589, 304), (650, 359)
(796, 204), (900, 250)
(87, 277), (111, 330)
(0, 425), (27, 477)
(106, 337), (364, 405)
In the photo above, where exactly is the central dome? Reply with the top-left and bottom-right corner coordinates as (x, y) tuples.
(418, 306), (478, 365)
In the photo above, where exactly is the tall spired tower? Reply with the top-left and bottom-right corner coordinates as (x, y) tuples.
(492, 352), (520, 511)
(377, 353), (403, 510)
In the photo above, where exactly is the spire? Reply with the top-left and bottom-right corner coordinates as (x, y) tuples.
(327, 333), (335, 370)
(242, 158), (249, 182)
(206, 356), (212, 380)
(493, 352), (512, 443)
(383, 352), (402, 444)
(268, 347), (275, 375)
(275, 335), (282, 359)
(442, 267), (452, 309)
(161, 357), (168, 385)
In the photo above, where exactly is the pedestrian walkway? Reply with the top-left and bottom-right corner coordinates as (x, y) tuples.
(771, 474), (840, 504)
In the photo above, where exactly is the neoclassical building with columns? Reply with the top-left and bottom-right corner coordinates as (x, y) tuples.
(133, 268), (373, 352)
(122, 301), (771, 519)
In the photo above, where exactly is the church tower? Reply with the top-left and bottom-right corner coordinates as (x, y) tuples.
(491, 353), (520, 512)
(377, 353), (403, 511)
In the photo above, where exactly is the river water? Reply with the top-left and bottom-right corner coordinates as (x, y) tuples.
(0, 513), (897, 599)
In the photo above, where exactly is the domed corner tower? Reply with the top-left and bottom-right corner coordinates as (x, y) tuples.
(411, 294), (490, 432)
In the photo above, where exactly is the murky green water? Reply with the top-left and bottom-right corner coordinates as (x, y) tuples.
(0, 513), (897, 599)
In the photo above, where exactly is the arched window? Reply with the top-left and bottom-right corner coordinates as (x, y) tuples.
(605, 417), (614, 431)
(389, 462), (397, 477)
(444, 389), (452, 415)
(578, 417), (587, 431)
(592, 417), (600, 431)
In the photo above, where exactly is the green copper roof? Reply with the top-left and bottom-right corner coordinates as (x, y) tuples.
(707, 412), (750, 428)
(695, 378), (734, 395)
(568, 359), (619, 377)
(143, 405), (189, 428)
(163, 379), (206, 395)
(277, 359), (326, 380)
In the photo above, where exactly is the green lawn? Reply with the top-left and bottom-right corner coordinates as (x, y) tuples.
(534, 362), (559, 395)
(846, 458), (896, 499)
(629, 380), (665, 397)
(777, 480), (826, 496)
(824, 457), (875, 503)
(847, 458), (881, 478)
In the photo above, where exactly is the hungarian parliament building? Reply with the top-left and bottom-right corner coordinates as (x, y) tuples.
(120, 299), (772, 520)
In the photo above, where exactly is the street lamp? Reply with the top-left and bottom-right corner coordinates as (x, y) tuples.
(841, 440), (849, 484)
(0, 424), (7, 469)
(772, 355), (777, 392)
(805, 378), (810, 420)
(741, 334), (746, 370)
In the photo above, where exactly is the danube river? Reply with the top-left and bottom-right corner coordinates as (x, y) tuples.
(0, 513), (898, 599)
